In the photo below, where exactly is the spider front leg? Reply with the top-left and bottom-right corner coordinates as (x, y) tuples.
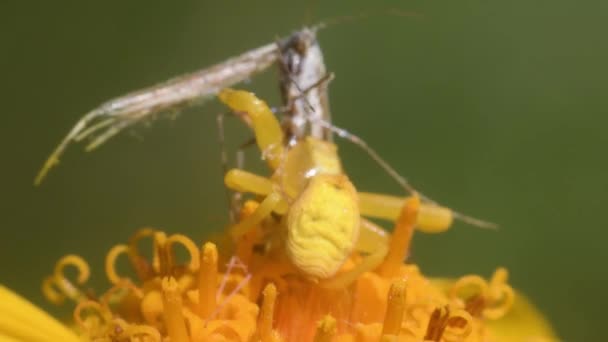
(218, 88), (286, 170)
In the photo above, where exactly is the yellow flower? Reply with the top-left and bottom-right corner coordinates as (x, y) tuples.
(1, 200), (557, 341)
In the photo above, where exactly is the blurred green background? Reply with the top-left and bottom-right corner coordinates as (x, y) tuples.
(1, 1), (605, 340)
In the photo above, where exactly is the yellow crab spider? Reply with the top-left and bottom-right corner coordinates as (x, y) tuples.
(217, 88), (454, 287)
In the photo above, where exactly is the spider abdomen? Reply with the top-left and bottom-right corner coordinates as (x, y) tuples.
(286, 174), (360, 280)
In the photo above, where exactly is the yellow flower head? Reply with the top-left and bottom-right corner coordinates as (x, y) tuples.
(3, 199), (555, 341)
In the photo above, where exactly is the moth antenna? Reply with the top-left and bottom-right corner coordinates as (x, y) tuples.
(311, 9), (423, 34)
(453, 211), (499, 230)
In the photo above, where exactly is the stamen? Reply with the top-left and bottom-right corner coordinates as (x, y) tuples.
(128, 227), (157, 281)
(402, 302), (431, 336)
(483, 283), (514, 320)
(379, 196), (420, 277)
(491, 267), (509, 286)
(110, 317), (129, 340)
(448, 268), (515, 320)
(105, 244), (129, 285)
(100, 280), (144, 308)
(258, 283), (278, 342)
(73, 300), (111, 331)
(484, 268), (515, 320)
(125, 324), (162, 342)
(167, 234), (200, 273)
(442, 309), (473, 342)
(464, 295), (486, 317)
(313, 315), (336, 342)
(53, 254), (90, 302)
(449, 275), (488, 306)
(423, 306), (449, 341)
(54, 254), (90, 285)
(153, 232), (173, 276)
(177, 274), (195, 292)
(161, 277), (190, 342)
(41, 276), (64, 305)
(141, 290), (164, 327)
(381, 279), (407, 337)
(198, 242), (218, 319)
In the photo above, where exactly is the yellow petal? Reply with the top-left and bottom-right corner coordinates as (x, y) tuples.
(486, 291), (558, 342)
(0, 285), (79, 342)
